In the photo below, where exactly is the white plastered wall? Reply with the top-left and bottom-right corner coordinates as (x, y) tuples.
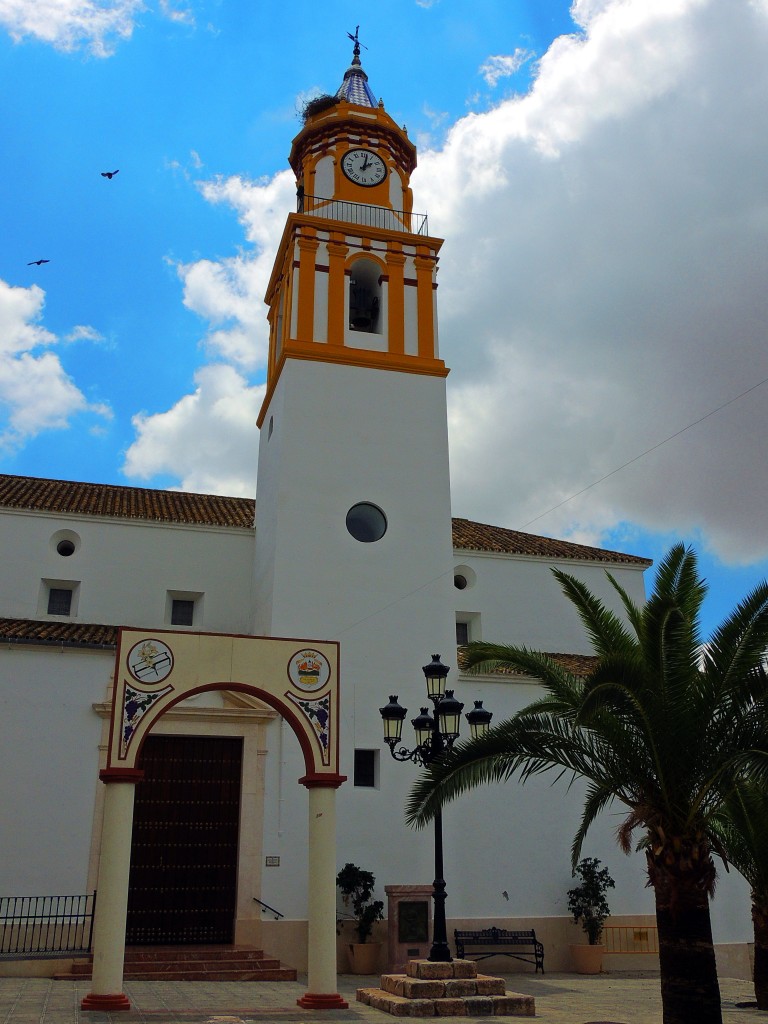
(253, 357), (455, 923)
(0, 646), (110, 895)
(0, 509), (255, 634)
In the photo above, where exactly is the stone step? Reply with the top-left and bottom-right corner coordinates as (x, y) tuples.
(125, 945), (268, 962)
(382, 972), (507, 998)
(126, 967), (297, 981)
(356, 960), (535, 1018)
(358, 986), (535, 1017)
(53, 945), (296, 982)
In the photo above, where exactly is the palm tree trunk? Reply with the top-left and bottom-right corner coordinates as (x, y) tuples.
(651, 858), (722, 1024)
(752, 899), (768, 1010)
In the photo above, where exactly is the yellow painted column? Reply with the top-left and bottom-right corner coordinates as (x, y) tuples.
(326, 236), (349, 345)
(81, 771), (141, 1012)
(414, 248), (436, 359)
(385, 248), (406, 356)
(297, 783), (348, 1010)
(296, 232), (319, 343)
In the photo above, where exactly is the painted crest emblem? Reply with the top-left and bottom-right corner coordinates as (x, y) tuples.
(288, 648), (330, 692)
(126, 638), (174, 683)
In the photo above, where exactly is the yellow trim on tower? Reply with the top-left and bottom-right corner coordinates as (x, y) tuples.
(414, 248), (437, 359)
(296, 232), (319, 343)
(257, 343), (448, 428)
(326, 235), (349, 346)
(385, 247), (406, 355)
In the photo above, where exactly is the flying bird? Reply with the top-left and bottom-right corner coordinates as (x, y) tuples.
(27, 259), (50, 266)
(101, 169), (119, 179)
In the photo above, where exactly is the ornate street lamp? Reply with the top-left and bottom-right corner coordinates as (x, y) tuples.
(379, 655), (493, 962)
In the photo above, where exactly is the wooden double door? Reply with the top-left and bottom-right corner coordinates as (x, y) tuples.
(126, 734), (243, 945)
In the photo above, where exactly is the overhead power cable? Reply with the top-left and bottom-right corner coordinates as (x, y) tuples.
(520, 374), (768, 530)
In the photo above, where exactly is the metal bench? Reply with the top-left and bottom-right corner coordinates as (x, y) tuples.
(454, 927), (544, 973)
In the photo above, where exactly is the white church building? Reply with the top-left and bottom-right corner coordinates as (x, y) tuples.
(0, 40), (752, 1006)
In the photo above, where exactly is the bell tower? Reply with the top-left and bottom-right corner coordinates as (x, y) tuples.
(259, 33), (445, 412)
(253, 35), (455, 702)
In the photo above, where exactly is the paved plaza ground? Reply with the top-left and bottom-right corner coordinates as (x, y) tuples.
(0, 972), (763, 1024)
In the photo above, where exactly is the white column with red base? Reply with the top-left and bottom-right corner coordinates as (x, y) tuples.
(297, 782), (348, 1010)
(81, 771), (140, 1012)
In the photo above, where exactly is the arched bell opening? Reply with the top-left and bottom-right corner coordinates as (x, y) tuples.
(348, 258), (382, 334)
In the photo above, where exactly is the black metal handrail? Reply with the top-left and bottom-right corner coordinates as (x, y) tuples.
(298, 194), (429, 236)
(0, 893), (96, 959)
(252, 896), (284, 920)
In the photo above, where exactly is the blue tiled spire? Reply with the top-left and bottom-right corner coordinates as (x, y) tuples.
(336, 27), (378, 108)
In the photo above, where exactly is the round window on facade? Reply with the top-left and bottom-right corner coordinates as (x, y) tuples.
(453, 564), (477, 590)
(51, 529), (81, 558)
(346, 502), (387, 543)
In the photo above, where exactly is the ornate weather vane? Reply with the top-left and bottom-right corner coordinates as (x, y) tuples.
(346, 25), (368, 63)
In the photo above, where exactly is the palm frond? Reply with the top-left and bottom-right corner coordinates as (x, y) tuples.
(605, 571), (645, 639)
(641, 545), (705, 686)
(702, 580), (768, 698)
(551, 569), (637, 658)
(405, 724), (526, 827)
(462, 642), (584, 705)
(650, 543), (706, 620)
(570, 782), (619, 869)
(710, 781), (768, 896)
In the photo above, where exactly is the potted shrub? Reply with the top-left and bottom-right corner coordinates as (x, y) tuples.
(567, 857), (615, 974)
(336, 862), (385, 974)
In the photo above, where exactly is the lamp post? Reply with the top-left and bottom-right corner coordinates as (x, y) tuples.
(379, 655), (493, 962)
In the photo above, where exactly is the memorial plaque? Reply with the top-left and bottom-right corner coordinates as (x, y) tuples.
(398, 900), (429, 943)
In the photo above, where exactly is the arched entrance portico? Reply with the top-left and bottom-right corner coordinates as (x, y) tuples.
(82, 627), (347, 1012)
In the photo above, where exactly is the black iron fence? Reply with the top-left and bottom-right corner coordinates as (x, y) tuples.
(298, 194), (429, 236)
(0, 893), (97, 959)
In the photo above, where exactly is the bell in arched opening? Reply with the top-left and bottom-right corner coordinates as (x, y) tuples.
(349, 258), (381, 333)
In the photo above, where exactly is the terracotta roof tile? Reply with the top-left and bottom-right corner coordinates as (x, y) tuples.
(0, 474), (255, 528)
(0, 618), (117, 648)
(457, 646), (597, 679)
(452, 516), (651, 565)
(0, 474), (650, 566)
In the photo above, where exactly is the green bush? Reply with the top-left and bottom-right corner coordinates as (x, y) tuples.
(567, 857), (615, 945)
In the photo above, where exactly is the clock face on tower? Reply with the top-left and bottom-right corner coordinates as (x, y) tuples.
(341, 148), (387, 187)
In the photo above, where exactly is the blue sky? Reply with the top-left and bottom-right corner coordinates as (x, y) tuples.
(2, 0), (768, 638)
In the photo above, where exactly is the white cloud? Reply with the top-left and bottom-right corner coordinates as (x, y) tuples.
(122, 172), (291, 493)
(0, 280), (110, 450)
(158, 0), (192, 24)
(480, 51), (534, 87)
(171, 171), (295, 371)
(65, 325), (105, 343)
(0, 0), (198, 56)
(0, 0), (144, 56)
(122, 363), (264, 496)
(416, 0), (768, 563)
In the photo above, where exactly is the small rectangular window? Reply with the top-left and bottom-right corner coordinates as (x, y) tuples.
(456, 621), (470, 646)
(354, 749), (377, 788)
(47, 588), (73, 616)
(171, 599), (195, 626)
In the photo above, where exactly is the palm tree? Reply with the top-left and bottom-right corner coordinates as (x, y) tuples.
(710, 781), (768, 1010)
(406, 544), (768, 1024)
